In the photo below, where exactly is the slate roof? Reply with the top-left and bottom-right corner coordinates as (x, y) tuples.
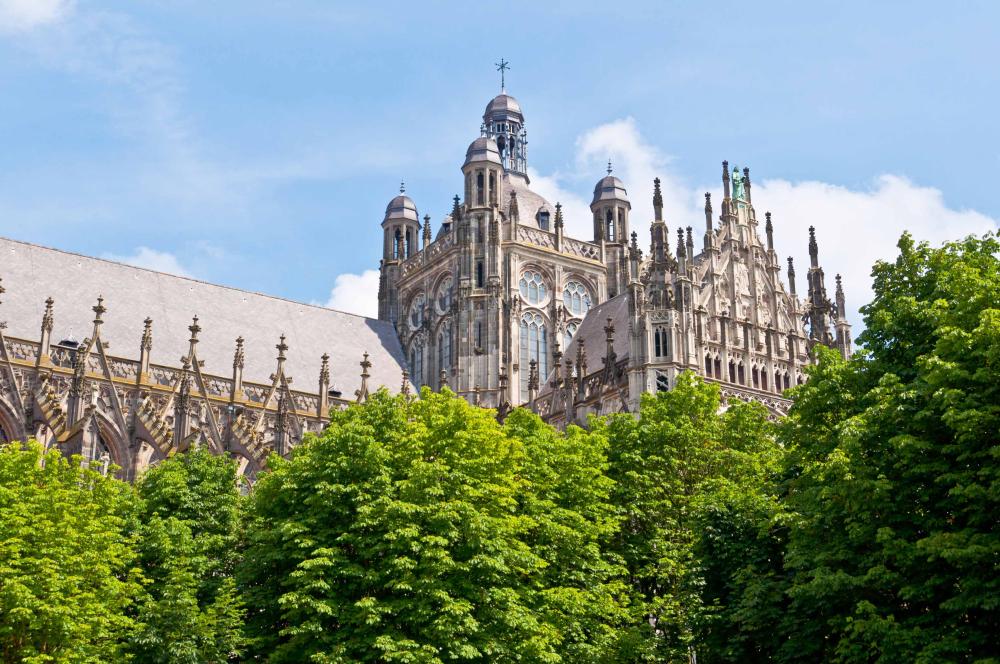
(539, 292), (631, 395)
(0, 236), (407, 397)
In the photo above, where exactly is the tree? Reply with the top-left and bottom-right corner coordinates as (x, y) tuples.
(240, 389), (627, 662)
(0, 442), (140, 662)
(778, 232), (1000, 662)
(502, 408), (629, 661)
(597, 373), (779, 661)
(129, 446), (245, 663)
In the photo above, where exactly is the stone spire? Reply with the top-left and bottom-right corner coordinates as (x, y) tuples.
(787, 257), (797, 297)
(400, 369), (411, 396)
(685, 226), (694, 259)
(91, 296), (106, 338)
(835, 274), (846, 320)
(653, 177), (663, 221)
(550, 338), (563, 388)
(37, 297), (54, 367)
(601, 317), (617, 384)
(722, 160), (731, 199)
(575, 340), (588, 400)
(318, 352), (330, 418)
(704, 192), (714, 250)
(275, 333), (288, 372)
(809, 225), (819, 268)
(676, 227), (686, 260)
(422, 214), (432, 248)
(138, 317), (153, 380)
(508, 190), (519, 222)
(355, 352), (372, 403)
(554, 202), (564, 231)
(765, 212), (774, 251)
(496, 364), (512, 422)
(527, 359), (538, 403)
(742, 166), (752, 204)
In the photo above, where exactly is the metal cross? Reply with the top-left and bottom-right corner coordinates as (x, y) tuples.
(495, 58), (510, 91)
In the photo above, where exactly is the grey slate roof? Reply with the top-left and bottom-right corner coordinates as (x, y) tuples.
(0, 236), (407, 397)
(591, 175), (631, 206)
(463, 136), (502, 167)
(384, 194), (419, 222)
(484, 93), (523, 121)
(539, 293), (631, 394)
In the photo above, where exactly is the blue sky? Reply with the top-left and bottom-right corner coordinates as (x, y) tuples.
(0, 0), (996, 328)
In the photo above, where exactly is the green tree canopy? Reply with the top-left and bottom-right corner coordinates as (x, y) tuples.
(596, 373), (780, 661)
(240, 389), (627, 663)
(0, 442), (140, 663)
(778, 232), (1000, 662)
(130, 446), (246, 663)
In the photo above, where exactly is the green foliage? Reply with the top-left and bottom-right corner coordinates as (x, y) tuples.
(240, 389), (627, 662)
(3, 231), (996, 663)
(0, 442), (140, 663)
(778, 232), (1000, 662)
(597, 373), (781, 661)
(130, 446), (246, 663)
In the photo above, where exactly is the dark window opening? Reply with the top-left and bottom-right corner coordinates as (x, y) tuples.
(539, 211), (550, 231)
(476, 261), (484, 288)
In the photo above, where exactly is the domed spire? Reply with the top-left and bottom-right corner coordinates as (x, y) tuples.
(482, 66), (527, 177)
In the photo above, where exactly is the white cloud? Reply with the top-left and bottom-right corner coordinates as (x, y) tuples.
(103, 246), (194, 278)
(0, 0), (72, 31)
(757, 175), (997, 329)
(527, 118), (997, 332)
(323, 269), (380, 318)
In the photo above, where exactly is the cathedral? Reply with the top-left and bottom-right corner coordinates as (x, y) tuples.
(0, 86), (851, 481)
(378, 88), (852, 426)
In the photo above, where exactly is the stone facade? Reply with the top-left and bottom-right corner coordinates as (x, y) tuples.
(0, 87), (853, 481)
(0, 239), (408, 481)
(379, 90), (852, 423)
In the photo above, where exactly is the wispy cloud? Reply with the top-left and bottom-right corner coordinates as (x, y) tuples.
(322, 269), (380, 318)
(0, 0), (72, 32)
(102, 246), (194, 278)
(757, 175), (997, 328)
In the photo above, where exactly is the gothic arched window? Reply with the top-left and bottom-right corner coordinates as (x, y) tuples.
(436, 276), (453, 314)
(393, 228), (401, 259)
(606, 209), (615, 242)
(519, 312), (548, 402)
(409, 342), (424, 388)
(563, 281), (592, 317)
(519, 270), (547, 305)
(476, 171), (485, 206)
(714, 357), (722, 379)
(489, 171), (496, 205)
(408, 293), (425, 330)
(705, 354), (712, 376)
(564, 321), (579, 349)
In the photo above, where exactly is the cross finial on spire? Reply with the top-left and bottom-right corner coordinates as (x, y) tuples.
(399, 180), (405, 194)
(607, 159), (613, 175)
(495, 58), (509, 91)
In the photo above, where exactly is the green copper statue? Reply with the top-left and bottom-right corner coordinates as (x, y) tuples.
(731, 166), (745, 201)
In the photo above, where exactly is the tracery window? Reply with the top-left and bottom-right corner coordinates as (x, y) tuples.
(519, 311), (548, 402)
(538, 211), (550, 231)
(563, 281), (592, 317)
(409, 342), (424, 388)
(408, 293), (425, 330)
(436, 276), (453, 314)
(564, 321), (579, 348)
(519, 270), (547, 305)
